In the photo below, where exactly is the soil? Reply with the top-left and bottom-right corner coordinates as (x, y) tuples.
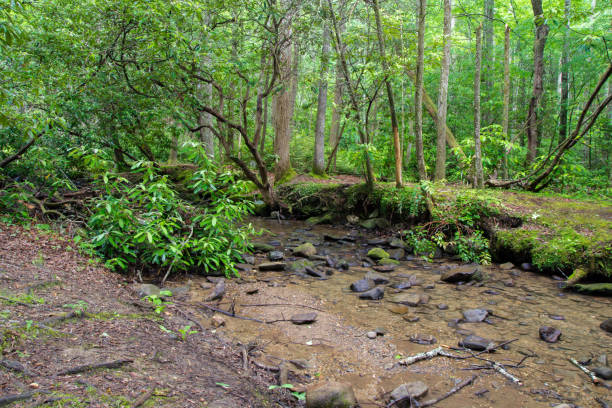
(0, 224), (299, 407)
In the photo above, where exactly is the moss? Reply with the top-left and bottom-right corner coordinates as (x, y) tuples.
(567, 268), (588, 286)
(573, 283), (612, 295)
(306, 213), (334, 225)
(378, 258), (400, 265)
(275, 167), (297, 185)
(367, 248), (389, 260)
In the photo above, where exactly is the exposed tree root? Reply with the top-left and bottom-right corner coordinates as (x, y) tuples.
(56, 358), (133, 376)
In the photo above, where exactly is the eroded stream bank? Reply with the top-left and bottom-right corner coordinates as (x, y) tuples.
(184, 218), (612, 408)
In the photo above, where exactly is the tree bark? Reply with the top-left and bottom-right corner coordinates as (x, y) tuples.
(526, 0), (549, 164)
(434, 0), (452, 181)
(373, 0), (402, 187)
(474, 24), (484, 188)
(414, 0), (428, 181)
(502, 25), (510, 179)
(313, 16), (331, 175)
(482, 0), (494, 126)
(558, 0), (570, 145)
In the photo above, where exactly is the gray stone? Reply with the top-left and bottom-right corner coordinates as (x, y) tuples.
(391, 281), (412, 290)
(252, 242), (274, 252)
(294, 243), (317, 257)
(438, 303), (449, 310)
(364, 271), (389, 285)
(360, 218), (389, 229)
(462, 309), (489, 323)
(359, 286), (385, 300)
(388, 248), (405, 260)
(552, 405), (573, 408)
(242, 254), (255, 264)
(499, 262), (514, 270)
(539, 326), (561, 343)
(350, 279), (374, 293)
(440, 265), (480, 283)
(373, 264), (396, 273)
(258, 262), (286, 271)
(600, 318), (612, 333)
(366, 331), (377, 339)
(291, 312), (318, 325)
(268, 250), (284, 261)
(306, 381), (357, 408)
(409, 333), (437, 345)
(137, 284), (160, 298)
(305, 267), (326, 279)
(389, 293), (422, 307)
(592, 367), (612, 380)
(390, 381), (429, 407)
(206, 280), (225, 301)
(389, 238), (407, 249)
(459, 335), (495, 351)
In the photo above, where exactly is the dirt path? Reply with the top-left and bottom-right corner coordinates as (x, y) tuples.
(0, 224), (297, 407)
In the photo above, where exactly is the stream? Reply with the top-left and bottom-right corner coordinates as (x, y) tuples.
(184, 218), (612, 407)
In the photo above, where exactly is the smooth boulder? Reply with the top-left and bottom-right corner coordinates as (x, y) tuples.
(440, 265), (480, 283)
(359, 286), (385, 300)
(367, 247), (389, 260)
(306, 381), (357, 408)
(539, 326), (561, 343)
(364, 271), (389, 285)
(291, 313), (318, 325)
(462, 309), (489, 323)
(294, 243), (317, 257)
(258, 262), (286, 271)
(601, 318), (612, 333)
(350, 279), (374, 293)
(459, 335), (495, 351)
(389, 381), (429, 408)
(389, 293), (422, 307)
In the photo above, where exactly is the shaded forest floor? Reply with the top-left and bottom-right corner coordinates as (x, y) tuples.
(0, 224), (298, 407)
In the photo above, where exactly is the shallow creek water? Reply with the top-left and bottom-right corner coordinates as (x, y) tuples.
(186, 218), (612, 407)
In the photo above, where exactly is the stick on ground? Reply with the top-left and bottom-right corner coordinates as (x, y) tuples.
(56, 358), (133, 376)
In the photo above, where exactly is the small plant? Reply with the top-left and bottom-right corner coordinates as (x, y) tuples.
(177, 325), (198, 341)
(269, 384), (306, 401)
(144, 291), (172, 315)
(63, 300), (89, 316)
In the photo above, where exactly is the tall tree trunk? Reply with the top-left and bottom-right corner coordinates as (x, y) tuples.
(261, 92), (269, 154)
(313, 17), (331, 175)
(329, 60), (343, 173)
(607, 80), (612, 184)
(482, 0), (494, 126)
(273, 7), (297, 182)
(526, 0), (550, 164)
(502, 25), (511, 179)
(169, 134), (178, 164)
(434, 0), (452, 181)
(198, 82), (215, 160)
(373, 0), (402, 187)
(558, 0), (570, 144)
(474, 24), (484, 188)
(414, 0), (428, 181)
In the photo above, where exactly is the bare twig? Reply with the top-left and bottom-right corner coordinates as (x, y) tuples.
(132, 388), (154, 408)
(56, 359), (133, 376)
(569, 358), (603, 385)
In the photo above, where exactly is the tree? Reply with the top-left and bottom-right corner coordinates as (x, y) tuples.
(372, 0), (402, 187)
(313, 9), (331, 176)
(502, 24), (511, 179)
(434, 0), (452, 181)
(414, 0), (427, 181)
(473, 23), (484, 188)
(558, 0), (571, 146)
(482, 0), (494, 126)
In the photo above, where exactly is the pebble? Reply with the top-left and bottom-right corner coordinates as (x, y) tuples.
(539, 326), (562, 343)
(366, 331), (377, 339)
(409, 333), (437, 345)
(462, 309), (489, 323)
(403, 315), (420, 322)
(291, 312), (318, 325)
(390, 381), (429, 406)
(459, 335), (495, 351)
(437, 303), (449, 310)
(592, 366), (612, 380)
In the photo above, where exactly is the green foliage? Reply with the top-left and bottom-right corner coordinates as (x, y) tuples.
(177, 325), (198, 341)
(144, 291), (172, 315)
(84, 155), (254, 277)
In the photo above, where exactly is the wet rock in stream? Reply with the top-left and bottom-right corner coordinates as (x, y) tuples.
(592, 366), (612, 380)
(206, 280), (225, 301)
(306, 381), (357, 408)
(241, 254), (255, 264)
(462, 308), (489, 323)
(373, 264), (396, 273)
(291, 312), (318, 325)
(459, 335), (496, 351)
(350, 279), (374, 292)
(409, 333), (437, 345)
(305, 266), (326, 279)
(539, 326), (562, 343)
(293, 243), (317, 257)
(600, 318), (612, 333)
(359, 286), (385, 300)
(268, 250), (285, 261)
(367, 247), (389, 260)
(389, 381), (429, 407)
(364, 271), (389, 285)
(252, 242), (275, 252)
(258, 262), (286, 271)
(389, 293), (422, 307)
(440, 265), (480, 283)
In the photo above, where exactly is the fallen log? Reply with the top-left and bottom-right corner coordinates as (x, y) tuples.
(0, 392), (36, 407)
(132, 389), (154, 408)
(56, 359), (133, 376)
(0, 359), (36, 376)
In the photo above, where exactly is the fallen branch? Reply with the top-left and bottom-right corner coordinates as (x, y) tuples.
(0, 392), (36, 407)
(252, 360), (280, 372)
(195, 302), (264, 323)
(0, 295), (35, 308)
(419, 375), (477, 407)
(398, 346), (460, 366)
(56, 359), (133, 376)
(569, 357), (603, 385)
(132, 388), (154, 408)
(491, 362), (522, 385)
(0, 359), (36, 376)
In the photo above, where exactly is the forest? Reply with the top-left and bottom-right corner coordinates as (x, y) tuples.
(0, 0), (611, 407)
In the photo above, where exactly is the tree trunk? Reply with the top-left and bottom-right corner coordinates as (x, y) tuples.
(169, 134), (178, 164)
(434, 0), (452, 181)
(261, 92), (269, 155)
(474, 24), (484, 188)
(558, 0), (570, 144)
(482, 0), (494, 126)
(373, 0), (402, 187)
(502, 25), (510, 179)
(313, 17), (331, 175)
(198, 82), (215, 160)
(526, 0), (550, 164)
(414, 0), (428, 181)
(328, 20), (345, 174)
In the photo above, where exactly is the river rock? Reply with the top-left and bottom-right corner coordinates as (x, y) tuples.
(389, 238), (407, 249)
(409, 333), (437, 345)
(503, 279), (515, 287)
(360, 218), (389, 229)
(252, 242), (275, 253)
(600, 318), (612, 333)
(390, 293), (422, 307)
(323, 234), (343, 241)
(359, 286), (385, 300)
(539, 326), (561, 343)
(242, 254), (255, 264)
(499, 262), (514, 270)
(294, 243), (317, 257)
(211, 314), (225, 328)
(206, 280), (225, 301)
(367, 238), (387, 245)
(440, 265), (480, 283)
(387, 304), (409, 314)
(137, 284), (161, 298)
(520, 263), (532, 271)
(305, 267), (326, 279)
(373, 264), (396, 273)
(366, 331), (377, 339)
(365, 271), (389, 285)
(306, 381), (357, 408)
(403, 315), (420, 322)
(268, 251), (284, 261)
(291, 313), (318, 325)
(390, 381), (429, 407)
(459, 335), (495, 351)
(258, 262), (286, 271)
(438, 303), (449, 310)
(596, 354), (608, 366)
(378, 258), (400, 265)
(391, 281), (412, 290)
(592, 366), (612, 380)
(350, 279), (373, 293)
(462, 309), (489, 323)
(552, 405), (573, 408)
(388, 248), (405, 260)
(367, 247), (389, 260)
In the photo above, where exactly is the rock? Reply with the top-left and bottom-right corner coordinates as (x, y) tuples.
(378, 258), (400, 265)
(459, 335), (495, 351)
(268, 251), (284, 261)
(592, 367), (612, 380)
(390, 381), (429, 407)
(258, 262), (286, 271)
(137, 284), (161, 298)
(440, 265), (480, 283)
(367, 238), (388, 245)
(252, 242), (275, 253)
(366, 331), (377, 339)
(242, 254), (255, 264)
(211, 314), (226, 328)
(350, 279), (374, 292)
(499, 262), (514, 270)
(566, 268), (588, 286)
(549, 315), (565, 321)
(306, 381), (357, 408)
(206, 280), (226, 301)
(438, 303), (449, 310)
(552, 405), (573, 408)
(390, 293), (422, 307)
(387, 304), (409, 314)
(373, 264), (396, 273)
(600, 318), (612, 333)
(403, 315), (420, 322)
(388, 248), (405, 260)
(306, 213), (334, 225)
(367, 248), (389, 260)
(207, 398), (235, 408)
(288, 259), (315, 273)
(294, 243), (317, 257)
(391, 281), (412, 290)
(364, 271), (389, 285)
(419, 294), (429, 304)
(409, 334), (437, 345)
(574, 283), (612, 295)
(520, 263), (532, 271)
(323, 234), (343, 241)
(596, 354), (608, 367)
(539, 326), (561, 343)
(235, 263), (251, 272)
(360, 218), (389, 229)
(389, 238), (407, 249)
(346, 215), (360, 224)
(359, 286), (385, 300)
(483, 289), (500, 295)
(291, 313), (318, 325)
(305, 267), (326, 279)
(462, 309), (489, 323)
(503, 279), (515, 287)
